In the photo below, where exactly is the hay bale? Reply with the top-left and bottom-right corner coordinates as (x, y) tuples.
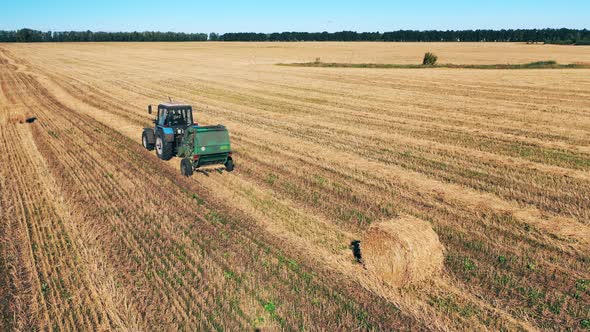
(362, 216), (444, 287)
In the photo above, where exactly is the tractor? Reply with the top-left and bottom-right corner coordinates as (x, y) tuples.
(142, 103), (234, 176)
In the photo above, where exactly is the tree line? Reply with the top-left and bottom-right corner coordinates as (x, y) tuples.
(0, 29), (207, 42)
(1, 28), (588, 44)
(217, 29), (590, 44)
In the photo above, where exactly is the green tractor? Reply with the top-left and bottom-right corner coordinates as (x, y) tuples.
(141, 103), (234, 176)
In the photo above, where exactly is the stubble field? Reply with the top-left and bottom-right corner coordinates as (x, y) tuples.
(1, 42), (589, 331)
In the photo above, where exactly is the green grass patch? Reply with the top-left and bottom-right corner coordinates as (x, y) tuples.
(265, 173), (279, 185)
(509, 143), (590, 169)
(263, 301), (276, 314)
(463, 257), (477, 272)
(429, 295), (480, 318)
(576, 279), (590, 292)
(260, 299), (287, 328)
(339, 208), (372, 226)
(191, 193), (204, 205)
(312, 174), (327, 185)
(206, 211), (226, 225)
(279, 60), (590, 70)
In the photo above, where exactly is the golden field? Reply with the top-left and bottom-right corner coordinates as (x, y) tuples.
(1, 42), (589, 331)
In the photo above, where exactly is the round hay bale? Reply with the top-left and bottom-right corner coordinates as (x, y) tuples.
(362, 216), (444, 287)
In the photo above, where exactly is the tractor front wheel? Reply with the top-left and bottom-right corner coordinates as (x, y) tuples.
(142, 131), (154, 151)
(156, 135), (173, 160)
(181, 158), (193, 177)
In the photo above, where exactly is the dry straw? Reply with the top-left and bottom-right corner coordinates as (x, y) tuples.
(362, 215), (444, 287)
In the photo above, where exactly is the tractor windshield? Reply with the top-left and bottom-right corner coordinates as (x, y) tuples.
(197, 130), (229, 146)
(167, 108), (193, 127)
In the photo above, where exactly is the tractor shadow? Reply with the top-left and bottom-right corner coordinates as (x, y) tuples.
(195, 167), (227, 176)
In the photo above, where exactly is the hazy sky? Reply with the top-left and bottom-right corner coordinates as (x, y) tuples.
(2, 0), (589, 33)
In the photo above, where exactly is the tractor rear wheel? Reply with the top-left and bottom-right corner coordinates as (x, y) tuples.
(142, 131), (154, 151)
(181, 158), (193, 177)
(156, 135), (173, 160)
(225, 157), (234, 172)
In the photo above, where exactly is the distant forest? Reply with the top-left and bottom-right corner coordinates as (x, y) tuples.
(1, 28), (589, 44)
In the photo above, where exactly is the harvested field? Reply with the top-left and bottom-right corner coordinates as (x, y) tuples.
(0, 42), (589, 331)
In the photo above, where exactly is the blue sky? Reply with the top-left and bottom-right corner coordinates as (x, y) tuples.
(2, 0), (589, 33)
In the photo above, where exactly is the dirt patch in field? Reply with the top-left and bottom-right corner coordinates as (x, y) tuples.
(363, 216), (444, 287)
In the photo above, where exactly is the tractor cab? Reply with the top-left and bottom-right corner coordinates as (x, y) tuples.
(153, 103), (194, 131)
(142, 103), (195, 160)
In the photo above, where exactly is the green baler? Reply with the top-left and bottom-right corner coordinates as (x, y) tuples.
(177, 125), (234, 176)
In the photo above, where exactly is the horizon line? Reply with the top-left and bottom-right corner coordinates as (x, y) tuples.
(3, 27), (588, 34)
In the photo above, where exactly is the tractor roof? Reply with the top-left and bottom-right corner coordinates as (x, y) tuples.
(158, 103), (192, 109)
